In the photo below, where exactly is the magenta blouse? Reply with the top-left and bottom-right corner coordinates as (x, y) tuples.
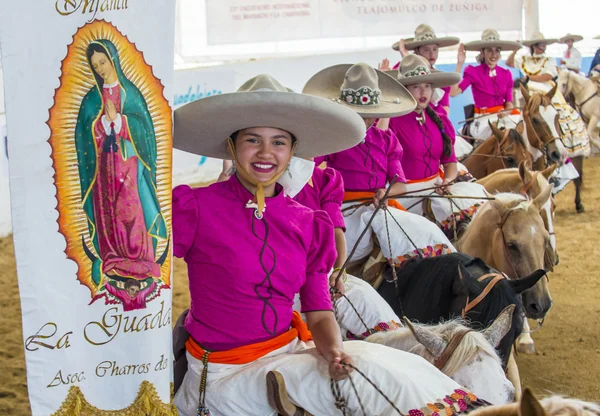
(315, 126), (406, 191)
(389, 112), (457, 180)
(173, 176), (336, 351)
(295, 166), (345, 230)
(457, 64), (514, 109)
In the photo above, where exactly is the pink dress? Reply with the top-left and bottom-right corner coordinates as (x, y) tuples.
(104, 280), (157, 311)
(389, 112), (457, 181)
(315, 126), (406, 191)
(92, 87), (160, 280)
(458, 64), (514, 109)
(294, 167), (345, 230)
(173, 176), (336, 351)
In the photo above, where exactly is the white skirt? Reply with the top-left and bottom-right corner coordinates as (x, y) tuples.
(469, 113), (522, 141)
(174, 339), (481, 416)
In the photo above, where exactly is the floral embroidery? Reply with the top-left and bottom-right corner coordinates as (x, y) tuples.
(345, 320), (401, 340)
(394, 244), (452, 267)
(416, 32), (436, 41)
(440, 203), (483, 231)
(407, 389), (480, 415)
(403, 65), (431, 78)
(340, 86), (381, 106)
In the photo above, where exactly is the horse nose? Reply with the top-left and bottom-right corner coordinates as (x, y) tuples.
(527, 301), (551, 319)
(555, 254), (560, 266)
(549, 150), (561, 162)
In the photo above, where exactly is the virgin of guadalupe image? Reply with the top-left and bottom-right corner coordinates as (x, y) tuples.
(74, 39), (168, 304)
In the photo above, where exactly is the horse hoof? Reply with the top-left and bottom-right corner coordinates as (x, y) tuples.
(576, 204), (585, 214)
(517, 342), (536, 355)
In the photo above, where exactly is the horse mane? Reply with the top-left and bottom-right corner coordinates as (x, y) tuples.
(408, 319), (501, 377)
(539, 396), (600, 415)
(527, 90), (552, 109)
(506, 127), (530, 151)
(482, 192), (532, 213)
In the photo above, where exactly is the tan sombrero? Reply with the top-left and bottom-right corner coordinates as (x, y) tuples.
(392, 24), (459, 51)
(174, 74), (366, 159)
(521, 31), (558, 47)
(559, 33), (584, 43)
(302, 63), (416, 118)
(389, 55), (461, 89)
(464, 28), (522, 52)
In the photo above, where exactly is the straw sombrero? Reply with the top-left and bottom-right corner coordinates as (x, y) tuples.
(521, 31), (558, 47)
(559, 33), (583, 43)
(464, 28), (522, 52)
(389, 55), (461, 89)
(302, 63), (416, 118)
(174, 74), (366, 159)
(392, 24), (459, 51)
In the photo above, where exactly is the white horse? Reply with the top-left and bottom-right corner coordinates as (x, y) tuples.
(366, 305), (517, 405)
(557, 69), (600, 151)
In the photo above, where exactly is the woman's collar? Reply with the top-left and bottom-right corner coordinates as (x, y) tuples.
(103, 80), (119, 89)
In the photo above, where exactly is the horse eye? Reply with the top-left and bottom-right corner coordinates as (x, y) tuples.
(506, 157), (516, 167)
(532, 118), (539, 124)
(507, 243), (520, 252)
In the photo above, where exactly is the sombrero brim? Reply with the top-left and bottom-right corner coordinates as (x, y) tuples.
(393, 36), (460, 51)
(387, 70), (461, 89)
(521, 38), (558, 47)
(464, 40), (523, 52)
(302, 65), (417, 118)
(174, 91), (366, 159)
(559, 35), (583, 43)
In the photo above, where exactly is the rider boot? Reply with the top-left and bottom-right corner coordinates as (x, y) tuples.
(266, 371), (313, 416)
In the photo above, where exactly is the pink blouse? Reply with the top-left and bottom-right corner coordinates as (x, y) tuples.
(173, 176), (336, 351)
(458, 64), (514, 109)
(315, 126), (406, 191)
(295, 167), (345, 230)
(389, 112), (457, 180)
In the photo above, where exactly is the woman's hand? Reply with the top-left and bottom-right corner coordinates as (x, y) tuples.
(436, 178), (452, 195)
(105, 100), (117, 122)
(398, 39), (409, 57)
(373, 188), (386, 208)
(329, 271), (345, 299)
(217, 160), (234, 182)
(457, 43), (466, 65)
(327, 349), (354, 380)
(378, 58), (391, 72)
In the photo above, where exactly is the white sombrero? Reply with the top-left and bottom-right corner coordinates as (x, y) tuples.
(388, 55), (461, 89)
(174, 74), (366, 160)
(559, 33), (583, 43)
(464, 28), (522, 52)
(521, 31), (558, 47)
(302, 63), (416, 118)
(392, 24), (459, 51)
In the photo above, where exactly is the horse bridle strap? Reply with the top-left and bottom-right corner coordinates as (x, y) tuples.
(464, 273), (507, 314)
(433, 328), (473, 371)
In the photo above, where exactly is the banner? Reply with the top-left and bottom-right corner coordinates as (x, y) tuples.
(0, 2), (176, 414)
(206, 0), (523, 45)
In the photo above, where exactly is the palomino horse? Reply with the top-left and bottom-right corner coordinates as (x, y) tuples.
(366, 306), (516, 405)
(462, 121), (532, 179)
(558, 69), (600, 149)
(457, 187), (554, 355)
(468, 388), (600, 416)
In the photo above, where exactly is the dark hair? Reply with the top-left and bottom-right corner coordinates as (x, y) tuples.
(529, 46), (536, 56)
(86, 43), (113, 88)
(230, 129), (297, 144)
(125, 279), (141, 289)
(425, 106), (452, 157)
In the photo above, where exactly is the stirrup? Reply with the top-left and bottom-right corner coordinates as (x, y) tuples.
(266, 371), (313, 416)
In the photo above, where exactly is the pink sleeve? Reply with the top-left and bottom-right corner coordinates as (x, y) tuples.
(458, 65), (475, 92)
(299, 211), (336, 313)
(384, 129), (407, 183)
(319, 167), (346, 231)
(313, 155), (329, 167)
(139, 280), (157, 297)
(440, 115), (458, 164)
(504, 71), (514, 103)
(172, 185), (199, 258)
(392, 61), (400, 70)
(438, 86), (451, 107)
(104, 282), (124, 300)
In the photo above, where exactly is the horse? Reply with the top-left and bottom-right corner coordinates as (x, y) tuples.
(468, 388), (600, 416)
(376, 253), (545, 367)
(462, 121), (532, 180)
(477, 162), (558, 267)
(366, 305), (516, 405)
(557, 69), (600, 150)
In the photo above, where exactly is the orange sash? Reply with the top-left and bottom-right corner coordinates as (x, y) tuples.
(185, 311), (312, 365)
(475, 106), (521, 115)
(343, 191), (406, 211)
(406, 170), (444, 185)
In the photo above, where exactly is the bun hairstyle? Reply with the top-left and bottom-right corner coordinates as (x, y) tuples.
(476, 52), (485, 64)
(425, 106), (453, 157)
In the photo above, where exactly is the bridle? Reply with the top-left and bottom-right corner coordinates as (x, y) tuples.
(433, 328), (473, 371)
(522, 98), (559, 169)
(564, 70), (598, 109)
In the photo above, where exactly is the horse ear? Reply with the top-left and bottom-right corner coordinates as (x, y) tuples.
(540, 163), (557, 180)
(489, 121), (504, 141)
(520, 84), (531, 102)
(450, 265), (470, 317)
(508, 269), (546, 294)
(483, 304), (515, 348)
(402, 317), (448, 359)
(516, 120), (525, 135)
(519, 160), (533, 184)
(532, 183), (554, 211)
(520, 388), (547, 416)
(546, 83), (558, 100)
